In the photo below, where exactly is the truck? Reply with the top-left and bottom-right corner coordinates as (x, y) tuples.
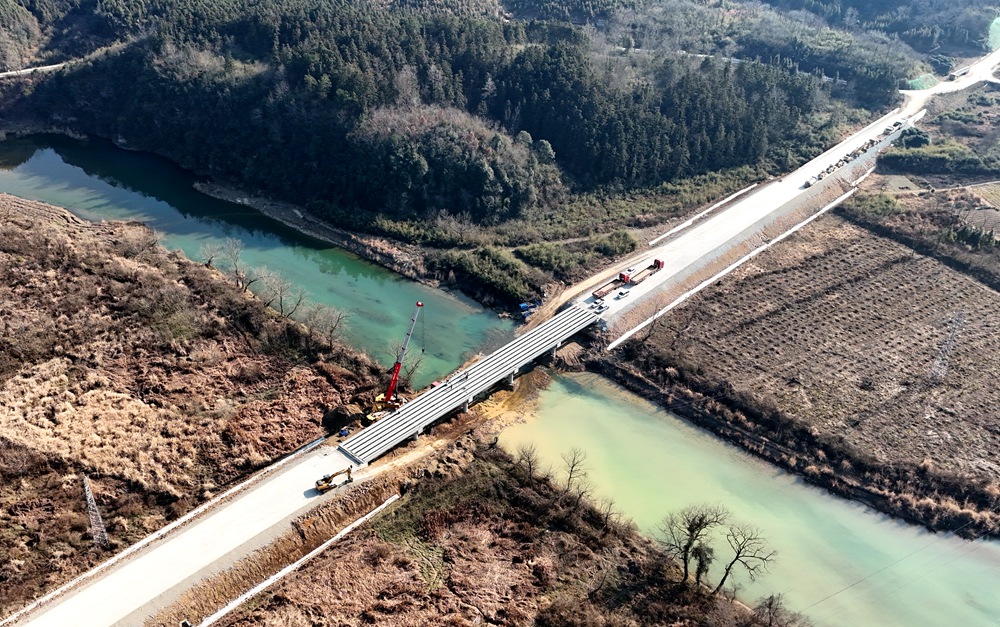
(593, 272), (630, 299)
(948, 66), (970, 80)
(628, 259), (665, 285)
(592, 259), (666, 298)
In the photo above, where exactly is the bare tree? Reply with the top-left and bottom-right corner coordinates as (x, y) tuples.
(596, 497), (622, 536)
(749, 593), (813, 627)
(301, 303), (349, 347)
(257, 269), (306, 317)
(713, 524), (777, 595)
(393, 64), (421, 108)
(516, 443), (540, 479)
(658, 504), (730, 584)
(217, 238), (257, 292)
(561, 447), (588, 494)
(253, 266), (279, 308)
(198, 241), (225, 268)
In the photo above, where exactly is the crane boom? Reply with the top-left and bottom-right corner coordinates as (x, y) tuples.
(385, 301), (423, 403)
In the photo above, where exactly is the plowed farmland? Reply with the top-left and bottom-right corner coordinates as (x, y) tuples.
(615, 213), (1000, 535)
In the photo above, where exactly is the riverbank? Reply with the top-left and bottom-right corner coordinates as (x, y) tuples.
(193, 182), (438, 291)
(591, 357), (999, 540)
(0, 194), (385, 615)
(195, 176), (1000, 541)
(590, 212), (1000, 540)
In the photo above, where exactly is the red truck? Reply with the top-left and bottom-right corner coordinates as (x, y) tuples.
(628, 259), (665, 285)
(593, 273), (628, 299)
(592, 259), (665, 298)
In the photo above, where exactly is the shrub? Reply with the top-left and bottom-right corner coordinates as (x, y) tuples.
(594, 230), (638, 257)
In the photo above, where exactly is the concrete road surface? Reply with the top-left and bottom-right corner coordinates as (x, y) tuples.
(593, 45), (1000, 321)
(17, 445), (353, 626)
(9, 40), (1000, 627)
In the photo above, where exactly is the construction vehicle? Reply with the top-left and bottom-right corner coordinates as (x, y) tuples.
(315, 466), (353, 493)
(592, 259), (665, 299)
(627, 259), (665, 285)
(593, 272), (629, 299)
(369, 301), (423, 417)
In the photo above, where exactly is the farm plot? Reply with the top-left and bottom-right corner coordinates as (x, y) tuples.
(839, 186), (1000, 291)
(647, 215), (1000, 481)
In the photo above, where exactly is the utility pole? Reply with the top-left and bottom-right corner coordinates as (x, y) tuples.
(83, 475), (110, 549)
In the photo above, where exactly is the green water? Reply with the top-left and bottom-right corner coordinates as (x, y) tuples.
(0, 135), (513, 387)
(5, 134), (998, 626)
(501, 373), (1000, 627)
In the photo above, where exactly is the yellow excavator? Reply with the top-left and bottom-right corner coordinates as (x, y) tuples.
(315, 466), (353, 493)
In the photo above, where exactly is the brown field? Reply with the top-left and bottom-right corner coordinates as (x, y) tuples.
(974, 182), (1000, 209)
(217, 444), (777, 627)
(636, 213), (1000, 484)
(0, 195), (378, 614)
(604, 208), (1000, 536)
(842, 183), (1000, 292)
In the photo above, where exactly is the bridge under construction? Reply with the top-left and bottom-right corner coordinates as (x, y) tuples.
(338, 303), (598, 464)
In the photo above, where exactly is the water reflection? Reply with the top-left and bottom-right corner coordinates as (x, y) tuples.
(0, 135), (514, 387)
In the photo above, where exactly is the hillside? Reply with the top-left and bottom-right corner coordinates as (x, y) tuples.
(2, 0), (995, 305)
(214, 442), (805, 627)
(0, 194), (380, 614)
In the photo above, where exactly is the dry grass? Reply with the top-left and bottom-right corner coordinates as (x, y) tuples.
(213, 445), (759, 627)
(0, 194), (378, 615)
(973, 182), (1000, 209)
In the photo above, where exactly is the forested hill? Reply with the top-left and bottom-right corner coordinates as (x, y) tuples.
(12, 0), (826, 223)
(1, 0), (997, 252)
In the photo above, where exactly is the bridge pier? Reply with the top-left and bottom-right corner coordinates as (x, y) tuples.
(550, 343), (560, 359)
(506, 371), (515, 388)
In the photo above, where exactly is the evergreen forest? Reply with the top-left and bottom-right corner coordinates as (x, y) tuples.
(1, 0), (997, 301)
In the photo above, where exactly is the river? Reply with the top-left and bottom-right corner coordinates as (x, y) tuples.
(501, 373), (1000, 626)
(0, 134), (513, 388)
(2, 135), (998, 626)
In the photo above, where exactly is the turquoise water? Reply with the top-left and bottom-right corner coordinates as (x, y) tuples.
(0, 135), (513, 388)
(4, 134), (998, 626)
(501, 373), (1000, 626)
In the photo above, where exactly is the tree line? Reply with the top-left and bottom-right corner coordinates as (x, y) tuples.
(14, 0), (827, 231)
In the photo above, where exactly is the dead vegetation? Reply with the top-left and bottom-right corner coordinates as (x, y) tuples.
(220, 442), (806, 627)
(608, 213), (1000, 538)
(0, 194), (379, 615)
(839, 185), (1000, 294)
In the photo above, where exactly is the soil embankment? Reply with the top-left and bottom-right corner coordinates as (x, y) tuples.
(200, 440), (768, 627)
